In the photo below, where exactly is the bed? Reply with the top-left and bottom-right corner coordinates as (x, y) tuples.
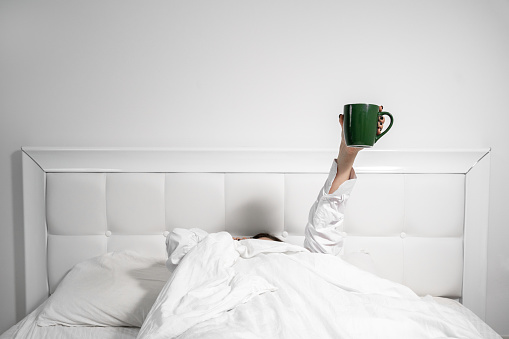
(1, 147), (499, 338)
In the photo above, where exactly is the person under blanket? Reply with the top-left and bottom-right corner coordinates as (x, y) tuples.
(233, 233), (283, 242)
(166, 106), (385, 267)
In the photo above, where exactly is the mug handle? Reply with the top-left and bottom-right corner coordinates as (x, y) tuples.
(375, 111), (394, 142)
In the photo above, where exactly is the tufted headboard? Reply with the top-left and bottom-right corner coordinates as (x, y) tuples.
(21, 147), (491, 320)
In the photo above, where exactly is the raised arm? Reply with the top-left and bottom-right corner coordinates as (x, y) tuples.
(304, 107), (384, 254)
(328, 114), (361, 194)
(329, 109), (385, 193)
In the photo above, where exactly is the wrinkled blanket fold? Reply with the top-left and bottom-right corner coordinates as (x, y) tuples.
(138, 233), (483, 339)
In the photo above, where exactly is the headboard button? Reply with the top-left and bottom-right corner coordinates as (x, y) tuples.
(400, 232), (407, 238)
(281, 231), (288, 238)
(105, 231), (112, 237)
(163, 231), (170, 237)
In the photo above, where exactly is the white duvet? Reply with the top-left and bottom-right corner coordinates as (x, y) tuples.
(138, 232), (483, 339)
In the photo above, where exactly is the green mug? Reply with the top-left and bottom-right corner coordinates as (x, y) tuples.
(343, 103), (394, 148)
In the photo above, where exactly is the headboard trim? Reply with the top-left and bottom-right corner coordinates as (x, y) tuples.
(21, 147), (489, 174)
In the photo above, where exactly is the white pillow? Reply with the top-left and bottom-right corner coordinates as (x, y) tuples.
(37, 251), (171, 327)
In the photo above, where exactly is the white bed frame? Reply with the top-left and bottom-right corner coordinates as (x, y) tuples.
(21, 147), (491, 321)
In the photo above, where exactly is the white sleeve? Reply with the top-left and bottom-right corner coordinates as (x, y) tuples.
(304, 159), (356, 255)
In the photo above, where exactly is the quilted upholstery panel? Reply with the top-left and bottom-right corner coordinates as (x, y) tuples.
(46, 173), (107, 235)
(344, 174), (405, 236)
(284, 173), (328, 236)
(165, 173), (225, 233)
(404, 174), (465, 237)
(45, 171), (465, 297)
(106, 173), (166, 234)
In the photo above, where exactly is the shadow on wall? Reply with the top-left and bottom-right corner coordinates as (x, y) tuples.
(12, 150), (26, 320)
(231, 200), (280, 236)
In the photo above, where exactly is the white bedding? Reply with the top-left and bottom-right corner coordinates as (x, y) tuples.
(2, 297), (501, 339)
(432, 298), (502, 339)
(2, 233), (502, 339)
(138, 232), (491, 339)
(0, 300), (139, 339)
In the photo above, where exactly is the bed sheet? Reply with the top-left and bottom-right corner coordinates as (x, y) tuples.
(1, 298), (501, 339)
(433, 297), (501, 339)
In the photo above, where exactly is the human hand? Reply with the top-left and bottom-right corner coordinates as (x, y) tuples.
(377, 105), (385, 135)
(233, 236), (248, 241)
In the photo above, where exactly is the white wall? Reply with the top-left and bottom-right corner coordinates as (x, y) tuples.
(1, 0), (508, 335)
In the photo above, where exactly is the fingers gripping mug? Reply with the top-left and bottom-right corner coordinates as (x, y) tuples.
(343, 103), (394, 147)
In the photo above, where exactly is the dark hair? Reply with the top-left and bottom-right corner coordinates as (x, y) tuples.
(252, 232), (283, 242)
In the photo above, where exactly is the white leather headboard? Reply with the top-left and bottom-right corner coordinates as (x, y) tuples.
(21, 148), (491, 320)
